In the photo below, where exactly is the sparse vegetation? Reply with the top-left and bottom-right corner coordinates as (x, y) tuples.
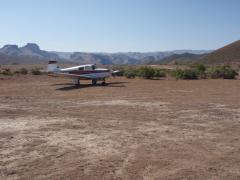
(137, 67), (155, 79)
(123, 68), (137, 79)
(1, 68), (14, 76)
(170, 68), (198, 80)
(193, 64), (206, 73)
(169, 64), (238, 80)
(121, 64), (237, 80)
(123, 67), (167, 79)
(31, 68), (42, 75)
(154, 69), (167, 79)
(191, 64), (207, 79)
(19, 68), (28, 75)
(15, 68), (28, 75)
(207, 65), (237, 79)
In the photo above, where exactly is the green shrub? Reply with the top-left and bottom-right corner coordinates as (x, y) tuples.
(207, 67), (220, 79)
(123, 68), (137, 79)
(184, 69), (198, 79)
(31, 68), (42, 75)
(19, 68), (28, 75)
(170, 69), (183, 79)
(137, 67), (155, 79)
(171, 68), (198, 80)
(193, 64), (206, 72)
(14, 70), (20, 75)
(192, 64), (207, 79)
(2, 68), (14, 76)
(123, 67), (167, 79)
(207, 65), (237, 79)
(154, 69), (166, 78)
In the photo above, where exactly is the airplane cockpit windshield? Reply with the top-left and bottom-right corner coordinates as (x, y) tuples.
(92, 65), (96, 70)
(84, 65), (96, 71)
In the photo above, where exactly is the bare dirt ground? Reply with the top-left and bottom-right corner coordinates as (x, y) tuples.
(0, 75), (240, 180)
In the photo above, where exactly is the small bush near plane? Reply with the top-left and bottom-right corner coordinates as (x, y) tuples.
(137, 67), (156, 79)
(123, 67), (167, 79)
(19, 68), (28, 75)
(15, 68), (28, 75)
(31, 68), (42, 75)
(123, 68), (138, 79)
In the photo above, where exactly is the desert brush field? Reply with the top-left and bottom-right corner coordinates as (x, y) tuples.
(0, 74), (240, 179)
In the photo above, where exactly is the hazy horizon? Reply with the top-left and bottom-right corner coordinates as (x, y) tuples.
(0, 0), (240, 52)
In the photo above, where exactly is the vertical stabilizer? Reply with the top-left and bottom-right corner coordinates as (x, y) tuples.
(47, 61), (59, 72)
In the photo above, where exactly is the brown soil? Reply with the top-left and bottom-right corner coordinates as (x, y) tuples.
(0, 75), (240, 180)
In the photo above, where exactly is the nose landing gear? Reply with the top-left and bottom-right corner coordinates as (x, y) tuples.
(92, 79), (106, 86)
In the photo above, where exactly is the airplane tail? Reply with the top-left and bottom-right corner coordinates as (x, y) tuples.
(47, 60), (59, 72)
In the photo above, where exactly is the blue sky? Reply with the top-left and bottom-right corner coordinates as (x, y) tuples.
(0, 0), (240, 52)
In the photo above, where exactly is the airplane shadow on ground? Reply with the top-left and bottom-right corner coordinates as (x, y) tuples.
(55, 81), (127, 91)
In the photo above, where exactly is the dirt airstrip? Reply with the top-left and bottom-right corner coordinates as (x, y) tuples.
(0, 75), (240, 179)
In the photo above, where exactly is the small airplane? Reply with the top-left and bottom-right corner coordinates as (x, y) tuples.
(47, 60), (118, 86)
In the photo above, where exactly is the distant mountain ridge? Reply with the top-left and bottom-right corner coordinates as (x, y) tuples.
(0, 43), (211, 65)
(147, 53), (204, 65)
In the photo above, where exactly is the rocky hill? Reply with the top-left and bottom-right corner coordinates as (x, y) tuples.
(146, 40), (240, 65)
(198, 40), (240, 65)
(0, 43), (59, 61)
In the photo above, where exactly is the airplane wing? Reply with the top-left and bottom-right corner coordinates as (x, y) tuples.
(48, 72), (91, 80)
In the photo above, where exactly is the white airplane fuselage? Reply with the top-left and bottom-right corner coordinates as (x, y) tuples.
(47, 61), (111, 85)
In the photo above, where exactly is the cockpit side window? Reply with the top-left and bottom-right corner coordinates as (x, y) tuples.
(84, 66), (92, 71)
(78, 67), (84, 71)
